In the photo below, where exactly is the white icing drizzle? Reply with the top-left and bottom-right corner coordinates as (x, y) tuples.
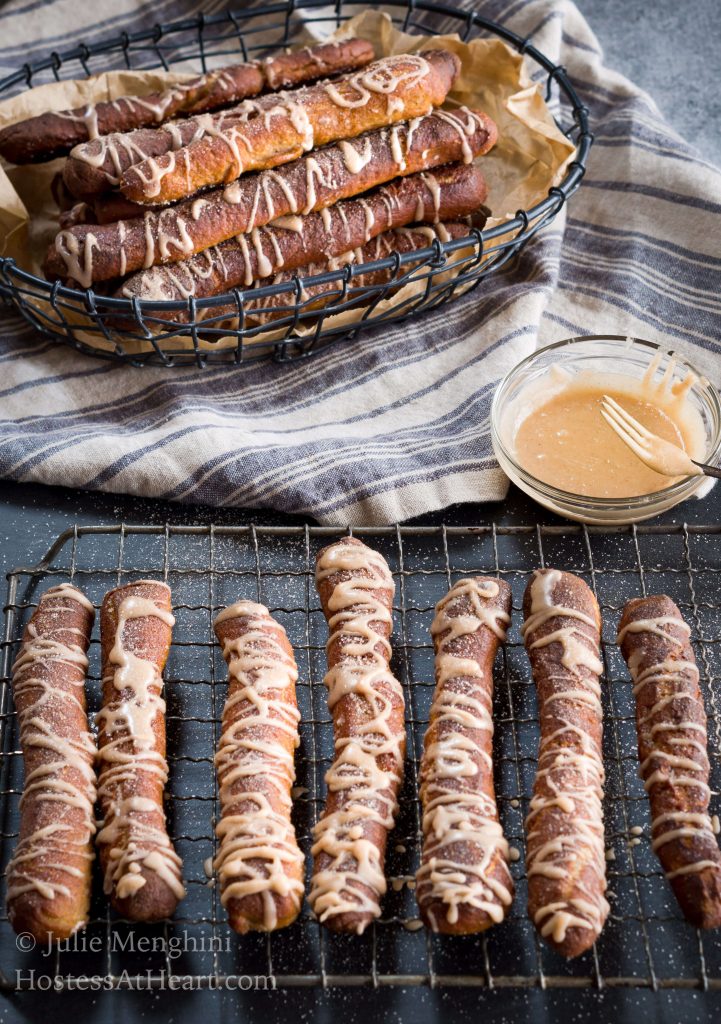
(433, 108), (484, 164)
(213, 601), (304, 931)
(6, 585), (96, 917)
(419, 170), (445, 224)
(618, 607), (721, 884)
(96, 583), (185, 905)
(53, 229), (99, 290)
(339, 137), (373, 174)
(417, 578), (513, 929)
(522, 570), (608, 948)
(309, 541), (405, 933)
(618, 616), (690, 647)
(323, 54), (429, 110)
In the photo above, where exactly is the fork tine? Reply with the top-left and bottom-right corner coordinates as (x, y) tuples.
(601, 399), (648, 449)
(602, 395), (652, 442)
(600, 408), (656, 468)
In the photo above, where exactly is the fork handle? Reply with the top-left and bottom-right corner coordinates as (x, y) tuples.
(692, 461), (721, 480)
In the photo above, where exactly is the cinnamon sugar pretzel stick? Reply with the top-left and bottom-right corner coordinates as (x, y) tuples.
(213, 601), (304, 933)
(261, 41), (374, 90)
(521, 569), (609, 958)
(416, 578), (514, 934)
(46, 108), (496, 285)
(232, 223), (471, 328)
(0, 39), (374, 164)
(310, 537), (405, 934)
(64, 50), (453, 202)
(117, 163), (485, 310)
(63, 90), (303, 199)
(618, 596), (721, 928)
(97, 580), (185, 921)
(119, 51), (460, 205)
(64, 116), (221, 199)
(61, 42), (375, 199)
(93, 193), (146, 224)
(6, 585), (96, 944)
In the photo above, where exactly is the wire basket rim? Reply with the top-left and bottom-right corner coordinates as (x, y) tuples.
(0, 0), (592, 317)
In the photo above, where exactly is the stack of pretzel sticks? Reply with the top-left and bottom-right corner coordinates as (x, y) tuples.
(0, 40), (375, 164)
(11, 543), (718, 949)
(7, 41), (500, 325)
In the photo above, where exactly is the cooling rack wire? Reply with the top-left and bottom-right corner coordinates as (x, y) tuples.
(1, 522), (720, 991)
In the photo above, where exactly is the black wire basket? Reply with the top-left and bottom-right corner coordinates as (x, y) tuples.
(0, 1), (592, 367)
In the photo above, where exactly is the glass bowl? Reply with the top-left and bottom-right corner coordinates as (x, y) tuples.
(490, 335), (721, 525)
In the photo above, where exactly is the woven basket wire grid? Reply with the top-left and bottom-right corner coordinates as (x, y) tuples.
(0, 0), (592, 366)
(0, 522), (720, 991)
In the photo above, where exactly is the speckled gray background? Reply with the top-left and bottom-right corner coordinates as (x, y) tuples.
(577, 0), (719, 163)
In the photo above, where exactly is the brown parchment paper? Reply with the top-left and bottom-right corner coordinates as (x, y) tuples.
(0, 9), (575, 356)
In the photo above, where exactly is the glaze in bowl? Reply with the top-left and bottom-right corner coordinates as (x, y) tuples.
(491, 336), (721, 525)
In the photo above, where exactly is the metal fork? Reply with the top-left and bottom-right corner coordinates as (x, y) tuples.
(600, 394), (721, 479)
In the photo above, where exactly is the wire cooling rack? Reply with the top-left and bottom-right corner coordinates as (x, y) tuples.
(1, 522), (720, 992)
(0, 0), (591, 366)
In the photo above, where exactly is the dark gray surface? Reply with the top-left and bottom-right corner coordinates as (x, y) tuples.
(0, 0), (719, 1021)
(576, 0), (720, 165)
(1, 476), (720, 579)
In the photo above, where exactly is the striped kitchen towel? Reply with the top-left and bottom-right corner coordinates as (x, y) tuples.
(0, 0), (719, 525)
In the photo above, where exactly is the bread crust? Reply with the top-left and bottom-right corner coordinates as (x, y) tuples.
(310, 537), (405, 934)
(521, 569), (609, 958)
(213, 601), (304, 933)
(417, 577), (514, 934)
(97, 580), (184, 922)
(618, 595), (721, 929)
(6, 584), (96, 944)
(92, 193), (145, 224)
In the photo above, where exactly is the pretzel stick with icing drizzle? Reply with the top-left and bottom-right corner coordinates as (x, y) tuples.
(46, 108), (496, 285)
(117, 51), (460, 206)
(0, 39), (374, 165)
(213, 601), (304, 932)
(6, 584), (96, 943)
(521, 569), (609, 957)
(618, 596), (721, 928)
(63, 50), (455, 202)
(116, 163), (485, 313)
(310, 537), (405, 934)
(416, 577), (514, 933)
(63, 92), (301, 200)
(214, 223), (472, 328)
(97, 580), (185, 921)
(64, 115), (225, 199)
